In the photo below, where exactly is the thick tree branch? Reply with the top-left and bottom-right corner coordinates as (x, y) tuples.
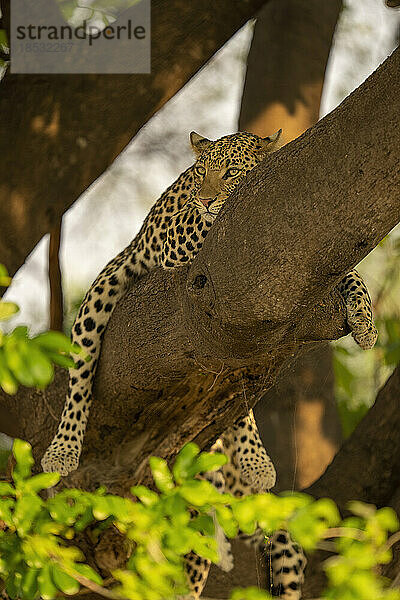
(239, 0), (342, 143)
(302, 365), (400, 598)
(0, 0), (267, 276)
(1, 49), (399, 498)
(306, 366), (400, 509)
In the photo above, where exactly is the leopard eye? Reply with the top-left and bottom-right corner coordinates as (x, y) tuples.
(225, 167), (241, 178)
(195, 165), (206, 177)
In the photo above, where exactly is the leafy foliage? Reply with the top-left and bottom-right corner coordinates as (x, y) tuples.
(0, 440), (399, 600)
(0, 265), (85, 394)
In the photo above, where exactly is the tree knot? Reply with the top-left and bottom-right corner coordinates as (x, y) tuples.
(192, 274), (208, 289)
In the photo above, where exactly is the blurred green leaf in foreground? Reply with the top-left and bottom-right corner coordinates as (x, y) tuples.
(0, 439), (399, 600)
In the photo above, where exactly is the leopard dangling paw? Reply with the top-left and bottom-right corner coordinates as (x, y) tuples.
(338, 269), (378, 350)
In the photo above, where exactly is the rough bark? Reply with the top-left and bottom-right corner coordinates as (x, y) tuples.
(302, 365), (400, 599)
(0, 0), (267, 277)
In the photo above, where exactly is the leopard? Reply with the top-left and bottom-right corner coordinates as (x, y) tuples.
(183, 410), (307, 600)
(41, 128), (377, 478)
(41, 128), (287, 477)
(41, 128), (377, 598)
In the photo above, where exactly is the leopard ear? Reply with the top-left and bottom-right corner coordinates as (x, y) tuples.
(256, 129), (282, 154)
(190, 131), (212, 156)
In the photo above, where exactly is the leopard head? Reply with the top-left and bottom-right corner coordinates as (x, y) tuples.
(189, 130), (282, 218)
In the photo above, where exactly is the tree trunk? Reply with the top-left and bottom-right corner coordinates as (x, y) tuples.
(0, 0), (267, 277)
(239, 0), (342, 145)
(255, 345), (342, 491)
(49, 220), (64, 332)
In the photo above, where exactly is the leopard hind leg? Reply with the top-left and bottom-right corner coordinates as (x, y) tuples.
(268, 530), (306, 600)
(182, 552), (211, 600)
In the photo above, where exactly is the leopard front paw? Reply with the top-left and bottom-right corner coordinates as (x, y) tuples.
(41, 443), (80, 476)
(351, 323), (378, 350)
(347, 309), (378, 350)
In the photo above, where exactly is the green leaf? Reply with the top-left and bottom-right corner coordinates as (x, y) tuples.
(38, 564), (58, 600)
(92, 496), (112, 520)
(4, 338), (35, 387)
(74, 506), (95, 532)
(0, 349), (18, 394)
(215, 505), (238, 538)
(45, 350), (75, 370)
(6, 571), (22, 599)
(21, 567), (39, 599)
(375, 507), (399, 532)
(0, 29), (9, 50)
(34, 331), (78, 354)
(12, 439), (34, 480)
(72, 563), (103, 585)
(149, 457), (175, 493)
(0, 264), (11, 286)
(190, 532), (219, 563)
(164, 494), (188, 523)
(14, 494), (42, 535)
(24, 344), (54, 388)
(289, 498), (340, 550)
(190, 515), (215, 536)
(179, 479), (230, 507)
(25, 472), (60, 493)
(0, 481), (15, 496)
(194, 452), (227, 474)
(12, 326), (29, 339)
(231, 499), (257, 535)
(131, 485), (159, 506)
(0, 497), (14, 523)
(0, 302), (19, 321)
(172, 443), (200, 482)
(51, 564), (80, 595)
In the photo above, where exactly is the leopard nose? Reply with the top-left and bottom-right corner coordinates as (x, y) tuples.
(200, 198), (213, 207)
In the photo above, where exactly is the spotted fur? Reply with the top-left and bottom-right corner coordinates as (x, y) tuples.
(338, 269), (377, 349)
(182, 413), (306, 599)
(268, 531), (306, 600)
